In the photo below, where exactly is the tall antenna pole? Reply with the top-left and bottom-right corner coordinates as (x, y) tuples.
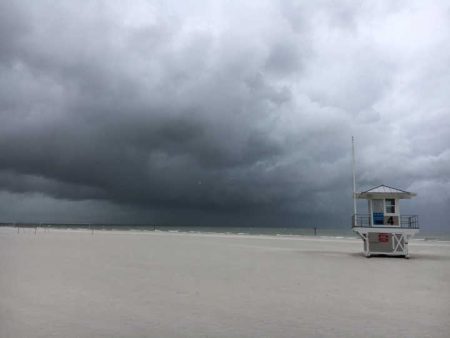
(352, 136), (357, 225)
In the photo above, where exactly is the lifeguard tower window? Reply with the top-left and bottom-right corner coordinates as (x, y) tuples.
(385, 199), (396, 213)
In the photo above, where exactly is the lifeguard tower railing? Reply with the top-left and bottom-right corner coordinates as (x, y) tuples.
(352, 214), (419, 229)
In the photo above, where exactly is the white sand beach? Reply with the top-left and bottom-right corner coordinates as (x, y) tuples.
(1, 227), (449, 338)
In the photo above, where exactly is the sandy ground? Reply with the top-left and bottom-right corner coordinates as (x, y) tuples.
(0, 227), (449, 338)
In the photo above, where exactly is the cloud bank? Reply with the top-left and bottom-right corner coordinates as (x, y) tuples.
(0, 0), (449, 229)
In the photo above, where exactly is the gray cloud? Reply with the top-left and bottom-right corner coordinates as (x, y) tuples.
(0, 0), (449, 230)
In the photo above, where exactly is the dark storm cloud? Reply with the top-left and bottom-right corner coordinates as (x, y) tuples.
(0, 0), (449, 229)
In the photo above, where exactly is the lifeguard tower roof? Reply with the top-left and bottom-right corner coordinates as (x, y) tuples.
(356, 184), (416, 199)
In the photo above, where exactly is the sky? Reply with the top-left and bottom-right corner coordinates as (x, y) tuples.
(0, 0), (449, 230)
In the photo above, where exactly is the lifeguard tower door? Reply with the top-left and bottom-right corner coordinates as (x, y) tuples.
(371, 199), (384, 226)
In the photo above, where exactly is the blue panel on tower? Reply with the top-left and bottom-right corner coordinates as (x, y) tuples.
(373, 212), (384, 225)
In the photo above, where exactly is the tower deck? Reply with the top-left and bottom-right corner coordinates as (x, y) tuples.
(352, 213), (419, 257)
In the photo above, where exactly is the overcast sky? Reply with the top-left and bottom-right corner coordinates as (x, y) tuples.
(0, 0), (449, 230)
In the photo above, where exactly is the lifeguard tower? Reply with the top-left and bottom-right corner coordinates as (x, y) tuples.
(350, 137), (419, 258)
(352, 185), (419, 257)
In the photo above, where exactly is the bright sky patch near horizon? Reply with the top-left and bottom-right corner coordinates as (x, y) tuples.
(0, 0), (449, 230)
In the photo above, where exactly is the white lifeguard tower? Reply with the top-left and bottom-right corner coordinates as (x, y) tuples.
(350, 137), (419, 258)
(352, 185), (419, 257)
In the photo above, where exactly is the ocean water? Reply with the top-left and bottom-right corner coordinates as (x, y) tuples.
(2, 223), (449, 241)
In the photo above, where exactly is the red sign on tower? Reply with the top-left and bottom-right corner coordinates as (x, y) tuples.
(378, 233), (389, 243)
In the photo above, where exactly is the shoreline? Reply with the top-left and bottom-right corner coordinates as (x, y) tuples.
(1, 225), (449, 246)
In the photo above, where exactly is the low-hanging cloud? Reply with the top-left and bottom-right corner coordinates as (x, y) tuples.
(0, 0), (449, 229)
